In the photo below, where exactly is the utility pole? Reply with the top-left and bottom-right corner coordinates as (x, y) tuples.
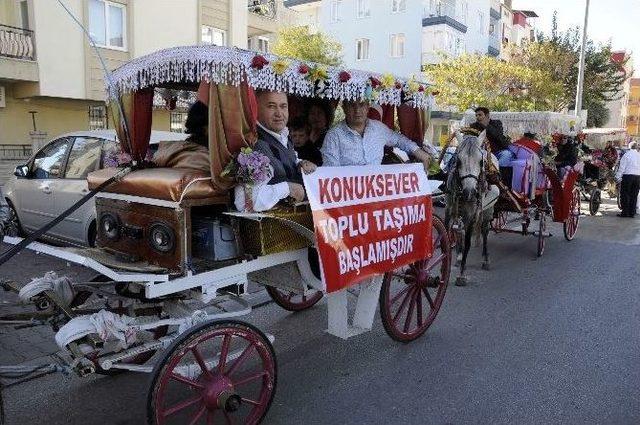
(574, 0), (590, 117)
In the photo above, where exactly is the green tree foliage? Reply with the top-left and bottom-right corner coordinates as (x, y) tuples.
(424, 54), (564, 112)
(513, 11), (630, 126)
(272, 26), (343, 66)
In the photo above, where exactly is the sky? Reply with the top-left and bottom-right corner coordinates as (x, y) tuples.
(512, 0), (640, 75)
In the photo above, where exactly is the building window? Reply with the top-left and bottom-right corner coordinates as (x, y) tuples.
(390, 33), (405, 58)
(330, 0), (342, 22)
(19, 0), (29, 29)
(248, 36), (270, 53)
(202, 26), (226, 46)
(170, 112), (187, 133)
(392, 0), (406, 13)
(88, 105), (107, 130)
(356, 38), (370, 60)
(478, 11), (485, 35)
(89, 0), (126, 50)
(356, 0), (371, 18)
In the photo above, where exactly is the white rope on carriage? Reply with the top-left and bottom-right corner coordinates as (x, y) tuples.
(18, 271), (75, 307)
(107, 45), (434, 109)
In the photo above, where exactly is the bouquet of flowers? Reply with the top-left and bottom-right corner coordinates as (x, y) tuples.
(221, 147), (273, 212)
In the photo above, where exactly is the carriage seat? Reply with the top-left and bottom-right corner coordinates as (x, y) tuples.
(507, 144), (547, 196)
(87, 167), (228, 203)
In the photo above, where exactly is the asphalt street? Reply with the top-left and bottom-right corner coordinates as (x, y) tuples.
(1, 197), (639, 425)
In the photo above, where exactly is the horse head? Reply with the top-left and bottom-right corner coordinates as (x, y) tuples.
(456, 130), (486, 203)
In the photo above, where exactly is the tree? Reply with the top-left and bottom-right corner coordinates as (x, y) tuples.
(514, 12), (630, 126)
(424, 54), (564, 112)
(272, 26), (343, 66)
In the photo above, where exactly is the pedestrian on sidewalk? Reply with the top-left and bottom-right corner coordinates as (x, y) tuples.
(615, 141), (640, 218)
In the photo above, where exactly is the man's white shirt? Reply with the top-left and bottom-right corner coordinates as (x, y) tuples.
(616, 149), (640, 181)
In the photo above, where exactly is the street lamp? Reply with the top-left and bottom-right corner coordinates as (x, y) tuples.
(574, 0), (590, 117)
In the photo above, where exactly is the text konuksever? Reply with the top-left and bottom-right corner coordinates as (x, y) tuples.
(318, 172), (421, 204)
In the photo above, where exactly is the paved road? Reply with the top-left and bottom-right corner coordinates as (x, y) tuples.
(1, 198), (639, 425)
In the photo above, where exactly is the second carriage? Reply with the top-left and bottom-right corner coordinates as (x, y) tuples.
(463, 112), (584, 257)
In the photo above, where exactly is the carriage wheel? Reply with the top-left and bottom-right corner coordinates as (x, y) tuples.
(563, 188), (581, 241)
(379, 215), (451, 343)
(265, 248), (323, 312)
(265, 286), (323, 312)
(588, 188), (601, 216)
(536, 211), (546, 257)
(490, 211), (508, 232)
(148, 320), (276, 425)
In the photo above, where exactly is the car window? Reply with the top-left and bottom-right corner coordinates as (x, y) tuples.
(32, 138), (72, 179)
(101, 139), (120, 167)
(65, 137), (104, 179)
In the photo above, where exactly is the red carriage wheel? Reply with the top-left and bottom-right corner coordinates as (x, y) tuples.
(379, 215), (451, 343)
(536, 211), (546, 257)
(265, 286), (323, 312)
(563, 188), (581, 241)
(265, 248), (323, 312)
(148, 320), (277, 425)
(491, 210), (508, 232)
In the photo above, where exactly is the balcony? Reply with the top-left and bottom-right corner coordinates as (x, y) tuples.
(0, 25), (38, 82)
(423, 2), (467, 33)
(0, 25), (35, 61)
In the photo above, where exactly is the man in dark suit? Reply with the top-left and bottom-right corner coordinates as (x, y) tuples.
(470, 107), (513, 166)
(252, 90), (317, 206)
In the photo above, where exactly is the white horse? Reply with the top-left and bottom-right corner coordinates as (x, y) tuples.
(444, 130), (500, 286)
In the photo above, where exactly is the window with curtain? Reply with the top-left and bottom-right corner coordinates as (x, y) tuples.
(202, 26), (226, 46)
(356, 38), (370, 60)
(389, 34), (405, 58)
(392, 0), (406, 13)
(89, 0), (126, 49)
(356, 0), (371, 18)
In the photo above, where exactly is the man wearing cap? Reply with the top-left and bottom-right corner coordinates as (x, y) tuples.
(615, 141), (640, 218)
(321, 100), (435, 171)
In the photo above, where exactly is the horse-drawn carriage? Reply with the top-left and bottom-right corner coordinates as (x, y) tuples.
(0, 45), (451, 424)
(478, 112), (583, 257)
(446, 112), (583, 285)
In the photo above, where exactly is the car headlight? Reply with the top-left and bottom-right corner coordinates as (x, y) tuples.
(148, 222), (175, 253)
(99, 213), (120, 240)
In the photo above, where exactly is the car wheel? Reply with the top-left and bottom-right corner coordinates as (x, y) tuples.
(2, 200), (22, 237)
(88, 220), (97, 247)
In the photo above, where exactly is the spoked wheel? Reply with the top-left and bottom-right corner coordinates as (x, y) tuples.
(563, 188), (581, 241)
(148, 320), (276, 425)
(490, 210), (508, 232)
(265, 248), (323, 312)
(536, 211), (546, 257)
(588, 188), (601, 216)
(379, 215), (451, 342)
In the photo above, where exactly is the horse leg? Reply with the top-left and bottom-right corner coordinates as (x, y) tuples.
(455, 227), (473, 286)
(481, 217), (491, 271)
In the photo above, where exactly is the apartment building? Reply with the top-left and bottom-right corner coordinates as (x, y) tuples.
(604, 51), (633, 129)
(627, 78), (640, 140)
(0, 0), (292, 148)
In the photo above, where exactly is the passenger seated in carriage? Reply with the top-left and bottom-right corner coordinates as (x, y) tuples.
(234, 90), (317, 212)
(288, 116), (323, 166)
(321, 99), (435, 170)
(555, 135), (579, 179)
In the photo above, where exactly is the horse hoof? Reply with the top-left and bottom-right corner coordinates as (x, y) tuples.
(455, 277), (468, 287)
(482, 263), (490, 271)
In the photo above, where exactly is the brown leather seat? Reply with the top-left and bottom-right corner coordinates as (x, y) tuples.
(88, 167), (228, 203)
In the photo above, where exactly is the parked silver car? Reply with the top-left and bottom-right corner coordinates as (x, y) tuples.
(3, 130), (187, 247)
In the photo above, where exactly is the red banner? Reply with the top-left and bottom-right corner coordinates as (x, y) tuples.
(303, 165), (433, 293)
